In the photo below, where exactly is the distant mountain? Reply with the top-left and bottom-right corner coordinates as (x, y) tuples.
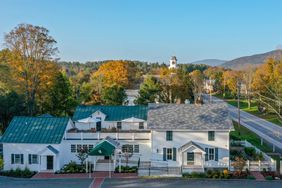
(221, 50), (282, 69)
(190, 59), (226, 66)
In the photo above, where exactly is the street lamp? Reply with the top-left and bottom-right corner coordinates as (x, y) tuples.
(237, 80), (241, 135)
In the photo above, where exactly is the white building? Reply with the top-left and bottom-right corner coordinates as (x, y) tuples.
(169, 56), (177, 69)
(1, 103), (233, 175)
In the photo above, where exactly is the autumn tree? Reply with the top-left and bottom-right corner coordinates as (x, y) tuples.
(159, 68), (194, 103)
(241, 65), (256, 109)
(204, 67), (225, 94)
(223, 70), (242, 97)
(4, 24), (59, 115)
(91, 61), (129, 88)
(252, 58), (282, 118)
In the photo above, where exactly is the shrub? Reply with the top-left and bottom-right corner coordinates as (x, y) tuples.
(115, 165), (137, 173)
(265, 176), (273, 180)
(0, 167), (35, 178)
(247, 175), (256, 180)
(58, 161), (85, 173)
(0, 156), (3, 170)
(244, 147), (256, 158)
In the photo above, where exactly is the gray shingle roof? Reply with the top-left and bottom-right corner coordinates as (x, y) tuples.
(148, 103), (233, 130)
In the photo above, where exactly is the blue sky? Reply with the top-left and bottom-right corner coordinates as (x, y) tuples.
(0, 0), (282, 63)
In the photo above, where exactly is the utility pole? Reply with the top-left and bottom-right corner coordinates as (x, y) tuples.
(237, 80), (241, 135)
(209, 77), (212, 103)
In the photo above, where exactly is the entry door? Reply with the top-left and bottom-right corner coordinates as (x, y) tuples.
(46, 156), (54, 170)
(96, 121), (101, 131)
(187, 152), (194, 165)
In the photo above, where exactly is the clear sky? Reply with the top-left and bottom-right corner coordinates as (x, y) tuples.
(0, 0), (282, 63)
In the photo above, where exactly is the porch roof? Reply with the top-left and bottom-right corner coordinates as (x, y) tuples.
(88, 137), (119, 156)
(178, 141), (205, 153)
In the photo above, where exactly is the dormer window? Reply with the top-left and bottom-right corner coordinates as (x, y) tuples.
(117, 122), (122, 130)
(139, 122), (144, 129)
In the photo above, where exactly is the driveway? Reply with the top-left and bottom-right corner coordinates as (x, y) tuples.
(101, 178), (282, 188)
(0, 176), (93, 188)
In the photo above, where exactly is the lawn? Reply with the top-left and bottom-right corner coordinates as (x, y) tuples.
(215, 94), (282, 127)
(230, 122), (272, 153)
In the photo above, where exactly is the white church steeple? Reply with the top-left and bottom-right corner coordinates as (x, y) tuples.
(169, 56), (177, 69)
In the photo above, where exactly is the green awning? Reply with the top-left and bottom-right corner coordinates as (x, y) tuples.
(88, 140), (115, 156)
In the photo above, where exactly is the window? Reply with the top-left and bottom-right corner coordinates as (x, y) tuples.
(208, 131), (215, 141)
(11, 154), (23, 164)
(28, 154), (38, 164)
(139, 122), (144, 129)
(89, 145), (94, 151)
(134, 145), (139, 153)
(122, 145), (133, 153)
(117, 122), (122, 130)
(166, 148), (172, 160)
(77, 144), (82, 152)
(83, 144), (88, 151)
(71, 145), (76, 153)
(166, 131), (173, 141)
(208, 148), (215, 160)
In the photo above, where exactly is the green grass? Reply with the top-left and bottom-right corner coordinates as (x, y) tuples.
(230, 122), (272, 153)
(216, 94), (282, 127)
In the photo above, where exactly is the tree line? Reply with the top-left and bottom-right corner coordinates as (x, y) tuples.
(0, 24), (210, 131)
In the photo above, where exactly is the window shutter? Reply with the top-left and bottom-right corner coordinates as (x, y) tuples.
(173, 148), (177, 161)
(21, 154), (23, 164)
(28, 154), (31, 164)
(215, 148), (218, 161)
(11, 154), (14, 164)
(163, 148), (166, 161)
(205, 148), (208, 161)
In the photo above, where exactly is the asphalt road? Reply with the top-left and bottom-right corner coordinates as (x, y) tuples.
(0, 176), (93, 188)
(206, 95), (282, 152)
(101, 178), (282, 188)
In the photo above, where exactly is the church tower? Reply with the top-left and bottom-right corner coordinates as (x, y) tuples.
(169, 56), (177, 69)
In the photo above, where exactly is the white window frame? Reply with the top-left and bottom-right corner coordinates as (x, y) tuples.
(14, 154), (22, 164)
(208, 148), (215, 161)
(166, 148), (173, 160)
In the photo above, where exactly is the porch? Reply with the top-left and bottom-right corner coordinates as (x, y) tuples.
(178, 141), (206, 173)
(37, 145), (60, 172)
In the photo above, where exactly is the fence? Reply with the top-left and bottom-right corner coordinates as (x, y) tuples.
(230, 140), (276, 171)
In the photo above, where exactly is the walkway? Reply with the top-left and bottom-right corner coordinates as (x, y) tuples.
(33, 172), (137, 179)
(250, 171), (265, 181)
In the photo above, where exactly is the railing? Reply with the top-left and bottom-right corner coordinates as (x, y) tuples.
(65, 131), (150, 140)
(230, 140), (276, 171)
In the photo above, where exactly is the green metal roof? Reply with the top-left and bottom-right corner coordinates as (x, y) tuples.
(1, 116), (69, 144)
(88, 140), (115, 156)
(73, 105), (148, 121)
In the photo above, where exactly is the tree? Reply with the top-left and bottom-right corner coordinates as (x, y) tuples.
(43, 72), (77, 116)
(232, 157), (246, 175)
(76, 148), (88, 165)
(190, 70), (204, 97)
(91, 61), (129, 88)
(158, 68), (194, 103)
(241, 65), (256, 109)
(135, 76), (161, 105)
(223, 70), (241, 97)
(0, 90), (26, 131)
(101, 85), (127, 105)
(252, 58), (282, 119)
(5, 24), (59, 115)
(204, 67), (225, 94)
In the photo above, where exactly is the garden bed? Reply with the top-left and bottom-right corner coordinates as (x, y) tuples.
(182, 169), (255, 180)
(115, 166), (138, 173)
(0, 167), (36, 178)
(56, 161), (86, 174)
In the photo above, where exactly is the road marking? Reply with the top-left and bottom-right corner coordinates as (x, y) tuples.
(89, 178), (95, 188)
